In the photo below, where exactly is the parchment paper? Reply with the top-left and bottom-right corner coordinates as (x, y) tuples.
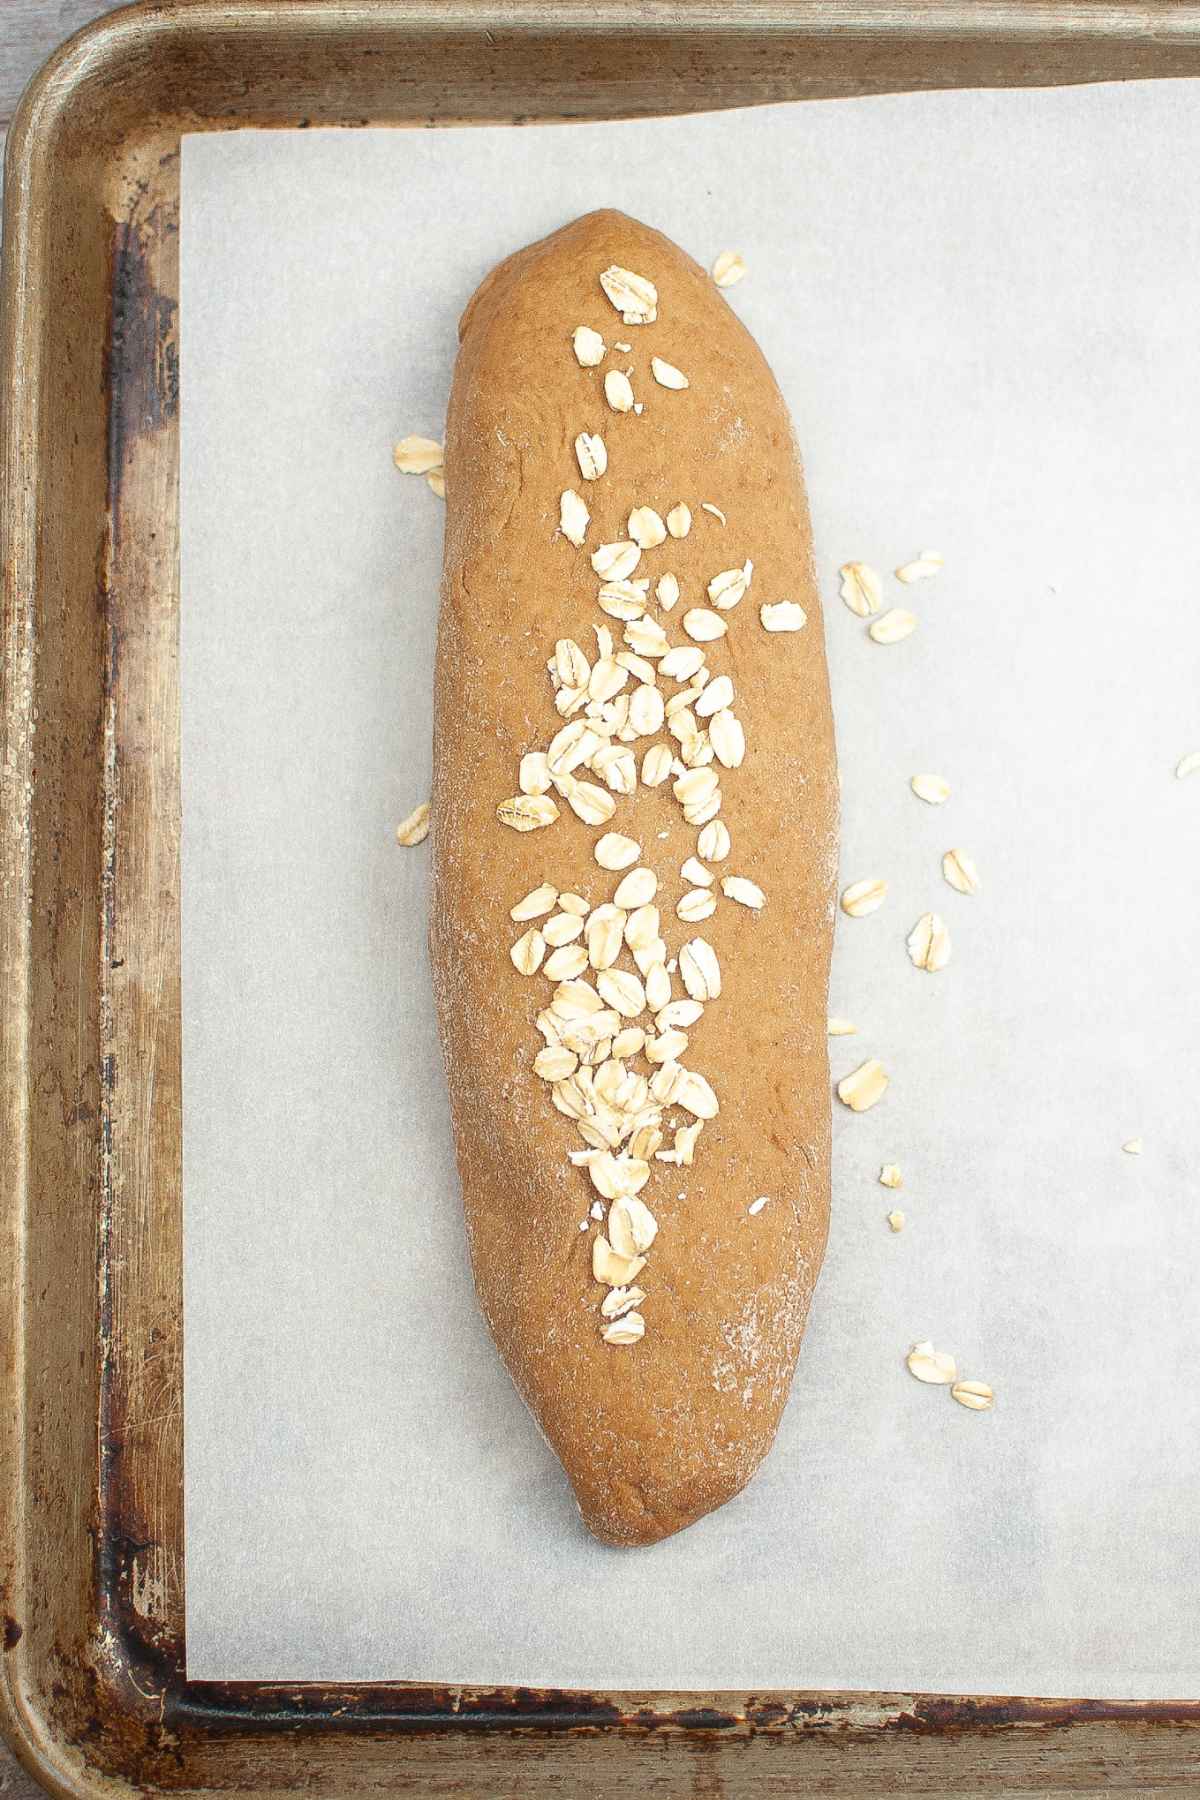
(180, 83), (1200, 1694)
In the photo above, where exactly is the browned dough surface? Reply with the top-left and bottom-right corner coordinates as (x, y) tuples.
(430, 210), (837, 1548)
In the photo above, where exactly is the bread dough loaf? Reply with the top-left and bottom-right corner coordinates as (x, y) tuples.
(431, 211), (837, 1548)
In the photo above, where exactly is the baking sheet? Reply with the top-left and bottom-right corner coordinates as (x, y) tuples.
(180, 83), (1200, 1694)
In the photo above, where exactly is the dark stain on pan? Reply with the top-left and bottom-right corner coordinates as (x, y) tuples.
(163, 1683), (625, 1738)
(104, 200), (179, 541)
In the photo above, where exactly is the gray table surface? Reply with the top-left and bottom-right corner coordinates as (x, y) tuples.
(1, 0), (116, 149)
(2, 7), (121, 1791)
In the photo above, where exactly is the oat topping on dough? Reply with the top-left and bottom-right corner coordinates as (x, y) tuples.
(760, 600), (806, 632)
(574, 432), (608, 481)
(489, 256), (796, 1337)
(604, 369), (636, 413)
(651, 356), (689, 390)
(572, 325), (605, 366)
(599, 264), (658, 324)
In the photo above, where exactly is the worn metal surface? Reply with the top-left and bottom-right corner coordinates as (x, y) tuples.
(3, 2), (1200, 1795)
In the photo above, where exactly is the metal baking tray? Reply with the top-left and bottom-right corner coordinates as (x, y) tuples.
(3, 2), (1200, 1793)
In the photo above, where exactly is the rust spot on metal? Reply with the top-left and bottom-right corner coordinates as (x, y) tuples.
(662, 1708), (740, 1732)
(743, 1699), (792, 1729)
(887, 1693), (1200, 1734)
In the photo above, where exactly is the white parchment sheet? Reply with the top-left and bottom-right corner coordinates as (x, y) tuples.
(180, 84), (1200, 1694)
